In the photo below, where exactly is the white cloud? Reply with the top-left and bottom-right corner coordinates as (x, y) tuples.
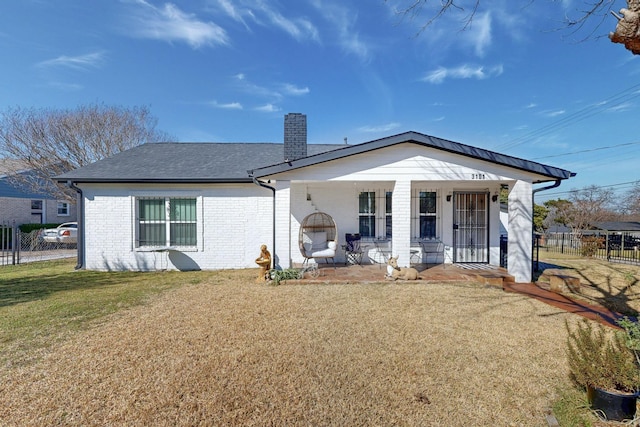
(126, 1), (228, 48)
(208, 100), (243, 110)
(311, 0), (370, 60)
(236, 78), (282, 99)
(357, 122), (401, 133)
(255, 103), (280, 112)
(261, 7), (319, 42)
(606, 102), (633, 113)
(213, 0), (251, 28)
(421, 64), (503, 84)
(226, 75), (308, 111)
(465, 12), (492, 57)
(542, 110), (566, 117)
(37, 51), (105, 70)
(280, 83), (309, 96)
(211, 0), (318, 42)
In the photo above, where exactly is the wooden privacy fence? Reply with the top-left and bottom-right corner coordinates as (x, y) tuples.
(540, 230), (640, 266)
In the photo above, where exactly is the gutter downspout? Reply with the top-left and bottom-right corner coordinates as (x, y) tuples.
(531, 179), (563, 278)
(67, 180), (84, 270)
(252, 176), (276, 270)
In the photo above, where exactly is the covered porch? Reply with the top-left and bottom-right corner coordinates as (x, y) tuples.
(248, 133), (572, 284)
(272, 178), (531, 280)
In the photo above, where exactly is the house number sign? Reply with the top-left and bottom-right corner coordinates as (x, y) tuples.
(471, 173), (486, 180)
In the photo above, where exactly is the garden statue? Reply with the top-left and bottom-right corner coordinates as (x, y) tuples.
(255, 244), (272, 283)
(610, 0), (640, 54)
(385, 255), (420, 281)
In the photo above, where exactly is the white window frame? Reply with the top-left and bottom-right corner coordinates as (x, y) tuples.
(412, 189), (439, 239)
(57, 201), (70, 216)
(358, 189), (393, 240)
(135, 197), (198, 249)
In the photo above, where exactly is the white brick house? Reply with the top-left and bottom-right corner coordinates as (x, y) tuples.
(57, 113), (574, 282)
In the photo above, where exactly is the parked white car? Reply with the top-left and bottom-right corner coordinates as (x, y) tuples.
(41, 222), (77, 244)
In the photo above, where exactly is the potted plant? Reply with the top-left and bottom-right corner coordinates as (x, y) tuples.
(566, 319), (640, 421)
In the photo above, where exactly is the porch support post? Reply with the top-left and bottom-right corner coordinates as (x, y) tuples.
(392, 179), (412, 266)
(274, 181), (291, 269)
(507, 180), (532, 282)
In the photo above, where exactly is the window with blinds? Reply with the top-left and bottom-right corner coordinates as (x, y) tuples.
(137, 197), (197, 247)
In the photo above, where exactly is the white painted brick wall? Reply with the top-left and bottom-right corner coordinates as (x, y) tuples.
(78, 146), (541, 276)
(391, 180), (411, 266)
(274, 183), (291, 268)
(508, 180), (532, 282)
(81, 183), (273, 271)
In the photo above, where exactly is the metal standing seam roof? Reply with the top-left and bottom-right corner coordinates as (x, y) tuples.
(248, 131), (575, 182)
(56, 131), (575, 184)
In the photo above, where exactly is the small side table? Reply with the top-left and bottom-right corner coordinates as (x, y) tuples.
(342, 244), (365, 265)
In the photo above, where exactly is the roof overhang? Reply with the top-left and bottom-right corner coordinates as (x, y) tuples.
(56, 178), (255, 185)
(248, 131), (575, 183)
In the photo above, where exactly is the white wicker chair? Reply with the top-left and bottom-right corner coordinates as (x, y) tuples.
(299, 212), (337, 268)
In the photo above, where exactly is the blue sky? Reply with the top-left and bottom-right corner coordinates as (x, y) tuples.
(1, 0), (639, 202)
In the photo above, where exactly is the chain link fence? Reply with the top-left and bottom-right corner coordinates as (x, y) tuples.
(1, 222), (76, 266)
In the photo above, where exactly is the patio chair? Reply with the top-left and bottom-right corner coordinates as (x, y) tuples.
(343, 233), (364, 265)
(299, 212), (337, 268)
(421, 239), (445, 265)
(371, 239), (392, 267)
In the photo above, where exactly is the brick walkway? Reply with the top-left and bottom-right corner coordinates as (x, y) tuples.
(503, 282), (624, 328)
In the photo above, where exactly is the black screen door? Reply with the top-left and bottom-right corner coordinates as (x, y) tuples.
(453, 192), (489, 263)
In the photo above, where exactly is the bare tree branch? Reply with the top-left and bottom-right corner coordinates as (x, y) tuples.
(0, 103), (173, 202)
(566, 185), (616, 233)
(388, 0), (480, 35)
(388, 0), (640, 54)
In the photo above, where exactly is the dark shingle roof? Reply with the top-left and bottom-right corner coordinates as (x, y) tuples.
(56, 132), (575, 184)
(56, 142), (342, 183)
(592, 222), (640, 232)
(0, 169), (56, 199)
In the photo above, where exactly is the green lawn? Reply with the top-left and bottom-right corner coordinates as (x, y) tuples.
(1, 257), (634, 425)
(0, 258), (210, 366)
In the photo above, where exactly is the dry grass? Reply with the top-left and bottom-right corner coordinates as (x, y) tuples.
(538, 250), (640, 316)
(0, 268), (578, 426)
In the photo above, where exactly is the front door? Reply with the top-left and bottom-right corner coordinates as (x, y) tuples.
(453, 192), (489, 263)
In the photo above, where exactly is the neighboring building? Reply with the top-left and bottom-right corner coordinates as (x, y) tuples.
(0, 160), (77, 225)
(57, 113), (575, 282)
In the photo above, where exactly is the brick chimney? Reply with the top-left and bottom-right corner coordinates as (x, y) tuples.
(284, 113), (307, 161)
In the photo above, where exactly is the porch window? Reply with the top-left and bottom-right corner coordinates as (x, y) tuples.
(137, 197), (197, 247)
(358, 190), (393, 239)
(385, 191), (392, 238)
(412, 191), (438, 239)
(358, 192), (376, 238)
